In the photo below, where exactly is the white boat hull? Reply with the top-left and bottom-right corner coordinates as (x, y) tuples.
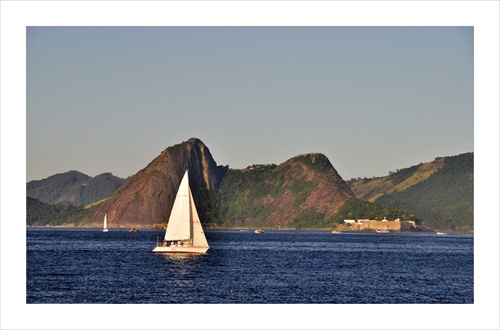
(103, 229), (108, 232)
(152, 246), (209, 254)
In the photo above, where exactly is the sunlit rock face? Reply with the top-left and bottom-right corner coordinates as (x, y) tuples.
(88, 138), (226, 228)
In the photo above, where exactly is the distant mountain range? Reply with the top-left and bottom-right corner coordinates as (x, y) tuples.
(27, 171), (126, 206)
(26, 138), (473, 231)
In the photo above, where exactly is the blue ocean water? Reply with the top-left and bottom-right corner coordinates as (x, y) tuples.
(26, 229), (473, 304)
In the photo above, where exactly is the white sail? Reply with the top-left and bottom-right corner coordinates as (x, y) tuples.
(103, 214), (108, 232)
(153, 170), (209, 253)
(189, 188), (209, 248)
(164, 171), (191, 241)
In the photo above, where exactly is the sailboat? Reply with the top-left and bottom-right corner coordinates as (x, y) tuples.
(102, 214), (108, 232)
(152, 170), (209, 254)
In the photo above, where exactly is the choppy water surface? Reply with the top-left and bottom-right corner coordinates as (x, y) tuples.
(26, 229), (473, 303)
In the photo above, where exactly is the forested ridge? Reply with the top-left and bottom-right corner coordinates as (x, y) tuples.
(26, 139), (473, 231)
(26, 197), (96, 226)
(348, 153), (473, 231)
(202, 159), (409, 229)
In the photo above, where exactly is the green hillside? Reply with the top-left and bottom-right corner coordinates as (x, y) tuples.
(26, 197), (96, 226)
(348, 153), (473, 231)
(204, 157), (410, 229)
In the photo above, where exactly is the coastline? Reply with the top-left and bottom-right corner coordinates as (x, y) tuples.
(25, 225), (474, 234)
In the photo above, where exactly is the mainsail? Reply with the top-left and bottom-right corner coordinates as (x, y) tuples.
(164, 172), (191, 241)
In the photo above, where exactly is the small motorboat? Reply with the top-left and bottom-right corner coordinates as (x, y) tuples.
(129, 228), (140, 233)
(254, 228), (264, 234)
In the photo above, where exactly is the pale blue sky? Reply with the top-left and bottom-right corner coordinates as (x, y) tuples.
(26, 26), (473, 181)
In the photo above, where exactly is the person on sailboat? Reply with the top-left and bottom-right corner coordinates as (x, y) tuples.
(162, 240), (167, 247)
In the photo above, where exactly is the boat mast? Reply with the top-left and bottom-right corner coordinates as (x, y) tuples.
(189, 184), (194, 245)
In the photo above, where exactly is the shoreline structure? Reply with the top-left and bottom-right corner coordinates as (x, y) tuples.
(343, 217), (423, 232)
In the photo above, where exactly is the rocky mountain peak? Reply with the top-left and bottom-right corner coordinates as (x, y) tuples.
(88, 138), (226, 228)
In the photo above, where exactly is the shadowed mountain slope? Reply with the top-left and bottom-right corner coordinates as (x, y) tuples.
(27, 171), (126, 206)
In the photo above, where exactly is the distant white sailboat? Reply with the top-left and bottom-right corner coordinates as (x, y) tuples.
(152, 170), (209, 254)
(102, 214), (108, 232)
